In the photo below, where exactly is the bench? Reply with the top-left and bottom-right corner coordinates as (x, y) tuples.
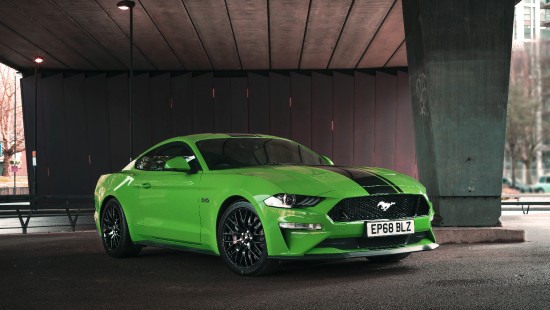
(501, 194), (550, 214)
(0, 195), (94, 233)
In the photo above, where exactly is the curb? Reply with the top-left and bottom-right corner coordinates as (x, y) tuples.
(434, 227), (526, 244)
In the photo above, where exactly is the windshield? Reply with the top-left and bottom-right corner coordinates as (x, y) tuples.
(196, 138), (325, 170)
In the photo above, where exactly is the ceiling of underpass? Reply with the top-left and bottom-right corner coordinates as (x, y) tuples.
(0, 0), (407, 72)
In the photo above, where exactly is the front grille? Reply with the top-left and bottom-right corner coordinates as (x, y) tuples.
(328, 194), (430, 222)
(316, 232), (427, 250)
(358, 235), (408, 249)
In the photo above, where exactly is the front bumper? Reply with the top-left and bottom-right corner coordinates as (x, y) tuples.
(260, 195), (437, 258)
(273, 243), (439, 260)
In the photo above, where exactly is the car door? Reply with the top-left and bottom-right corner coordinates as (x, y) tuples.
(134, 141), (203, 244)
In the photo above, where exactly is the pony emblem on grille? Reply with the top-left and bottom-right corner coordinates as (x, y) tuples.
(377, 201), (396, 211)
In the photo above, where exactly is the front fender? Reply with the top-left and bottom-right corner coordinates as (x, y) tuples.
(94, 171), (143, 240)
(199, 173), (288, 255)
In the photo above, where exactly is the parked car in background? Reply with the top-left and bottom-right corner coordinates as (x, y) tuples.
(532, 176), (550, 193)
(502, 177), (532, 193)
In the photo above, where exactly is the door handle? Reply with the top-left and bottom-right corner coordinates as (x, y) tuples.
(141, 183), (151, 189)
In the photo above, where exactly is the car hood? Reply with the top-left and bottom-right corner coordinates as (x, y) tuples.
(215, 165), (426, 197)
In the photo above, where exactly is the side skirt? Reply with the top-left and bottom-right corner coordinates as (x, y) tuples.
(137, 240), (218, 256)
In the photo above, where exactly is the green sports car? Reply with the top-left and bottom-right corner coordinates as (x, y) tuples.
(94, 133), (438, 275)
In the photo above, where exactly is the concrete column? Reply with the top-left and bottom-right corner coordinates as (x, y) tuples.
(403, 0), (515, 226)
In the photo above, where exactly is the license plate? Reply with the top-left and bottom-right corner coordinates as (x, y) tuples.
(365, 220), (414, 238)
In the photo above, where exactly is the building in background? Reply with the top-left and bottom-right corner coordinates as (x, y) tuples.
(506, 1), (550, 185)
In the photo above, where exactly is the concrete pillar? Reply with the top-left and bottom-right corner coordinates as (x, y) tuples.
(403, 0), (515, 226)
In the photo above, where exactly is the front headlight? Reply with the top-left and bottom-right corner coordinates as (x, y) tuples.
(264, 194), (324, 208)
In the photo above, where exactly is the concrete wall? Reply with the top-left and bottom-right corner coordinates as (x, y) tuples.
(403, 0), (515, 226)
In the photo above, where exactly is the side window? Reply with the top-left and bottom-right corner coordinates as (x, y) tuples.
(135, 142), (200, 171)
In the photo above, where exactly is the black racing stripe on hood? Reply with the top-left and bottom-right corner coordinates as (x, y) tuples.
(314, 166), (399, 194)
(372, 172), (403, 193)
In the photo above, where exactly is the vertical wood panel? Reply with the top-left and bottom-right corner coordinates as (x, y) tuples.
(269, 73), (290, 138)
(311, 72), (333, 158)
(395, 71), (417, 178)
(107, 74), (130, 169)
(353, 72), (376, 166)
(171, 73), (193, 136)
(64, 74), (89, 195)
(18, 69), (418, 197)
(332, 72), (354, 166)
(231, 77), (248, 132)
(86, 74), (111, 189)
(21, 76), (37, 194)
(374, 72), (397, 169)
(42, 75), (66, 194)
(150, 73), (172, 144)
(290, 73), (311, 147)
(35, 75), (49, 195)
(132, 74), (151, 156)
(193, 73), (214, 133)
(214, 78), (232, 132)
(248, 73), (270, 134)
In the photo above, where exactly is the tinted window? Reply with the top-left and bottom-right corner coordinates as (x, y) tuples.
(196, 138), (324, 170)
(135, 142), (200, 171)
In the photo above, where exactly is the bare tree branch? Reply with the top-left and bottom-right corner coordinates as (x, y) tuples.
(0, 63), (25, 177)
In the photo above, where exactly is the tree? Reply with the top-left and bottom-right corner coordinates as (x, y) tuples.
(506, 41), (550, 185)
(506, 85), (537, 185)
(0, 64), (25, 177)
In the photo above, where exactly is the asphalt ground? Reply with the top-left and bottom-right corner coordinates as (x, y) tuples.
(0, 213), (549, 309)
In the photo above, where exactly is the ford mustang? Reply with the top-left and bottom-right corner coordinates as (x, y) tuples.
(94, 133), (438, 275)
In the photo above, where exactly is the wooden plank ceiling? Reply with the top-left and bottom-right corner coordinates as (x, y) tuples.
(0, 0), (407, 72)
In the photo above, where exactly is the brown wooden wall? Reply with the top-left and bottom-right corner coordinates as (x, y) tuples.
(21, 70), (416, 195)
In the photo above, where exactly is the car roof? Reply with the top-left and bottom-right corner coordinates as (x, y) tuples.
(176, 133), (283, 143)
(135, 133), (293, 160)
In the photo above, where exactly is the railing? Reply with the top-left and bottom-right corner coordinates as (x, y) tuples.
(0, 194), (94, 233)
(501, 194), (550, 214)
(0, 187), (29, 196)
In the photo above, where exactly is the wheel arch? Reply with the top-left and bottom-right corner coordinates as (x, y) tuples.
(99, 195), (118, 217)
(216, 195), (248, 233)
(98, 195), (140, 241)
(213, 193), (289, 258)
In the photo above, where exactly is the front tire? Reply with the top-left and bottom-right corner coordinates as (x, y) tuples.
(100, 198), (141, 258)
(217, 201), (279, 276)
(367, 253), (411, 263)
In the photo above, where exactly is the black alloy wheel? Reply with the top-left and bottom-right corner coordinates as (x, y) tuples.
(100, 199), (141, 258)
(218, 201), (279, 276)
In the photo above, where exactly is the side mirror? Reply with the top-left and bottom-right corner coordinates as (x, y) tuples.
(321, 155), (334, 165)
(164, 157), (191, 172)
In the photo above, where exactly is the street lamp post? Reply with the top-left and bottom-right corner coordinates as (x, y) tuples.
(117, 0), (136, 161)
(33, 56), (43, 202)
(13, 71), (21, 191)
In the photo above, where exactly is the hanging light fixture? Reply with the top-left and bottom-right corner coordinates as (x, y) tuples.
(117, 0), (135, 10)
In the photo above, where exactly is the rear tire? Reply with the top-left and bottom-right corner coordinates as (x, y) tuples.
(367, 253), (411, 263)
(100, 198), (141, 258)
(217, 201), (279, 276)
